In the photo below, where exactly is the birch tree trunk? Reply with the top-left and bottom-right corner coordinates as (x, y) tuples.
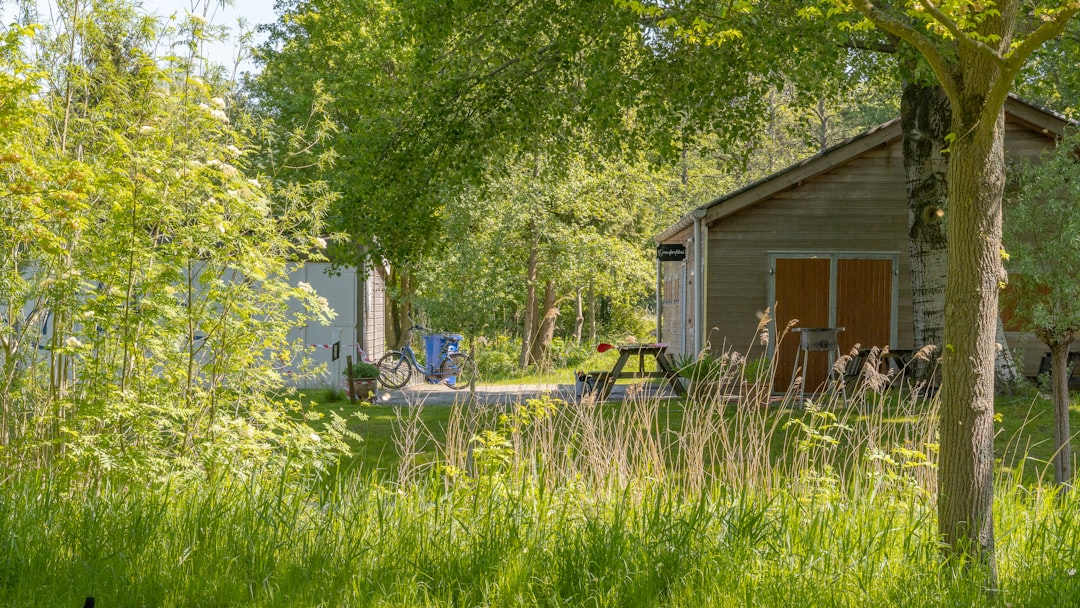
(902, 80), (1020, 387)
(902, 82), (949, 381)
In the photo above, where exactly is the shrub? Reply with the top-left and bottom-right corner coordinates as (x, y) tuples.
(476, 348), (519, 379)
(345, 362), (380, 379)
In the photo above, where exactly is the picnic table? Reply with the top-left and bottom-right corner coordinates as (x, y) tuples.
(583, 343), (687, 401)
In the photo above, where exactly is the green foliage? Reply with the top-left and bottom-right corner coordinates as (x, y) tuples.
(1003, 132), (1080, 347)
(0, 2), (344, 482)
(6, 390), (1080, 605)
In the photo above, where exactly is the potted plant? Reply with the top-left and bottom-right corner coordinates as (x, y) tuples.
(740, 357), (771, 407)
(345, 361), (380, 401)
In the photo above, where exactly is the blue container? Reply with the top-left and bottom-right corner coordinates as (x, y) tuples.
(424, 333), (464, 380)
(424, 334), (445, 375)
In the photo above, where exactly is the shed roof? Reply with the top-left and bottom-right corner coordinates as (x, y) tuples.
(655, 96), (1074, 244)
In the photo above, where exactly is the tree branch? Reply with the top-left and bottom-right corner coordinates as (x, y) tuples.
(1005, 7), (1080, 70)
(915, 0), (1007, 65)
(988, 7), (1080, 119)
(849, 0), (961, 102)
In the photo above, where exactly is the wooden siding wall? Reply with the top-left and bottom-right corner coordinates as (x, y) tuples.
(701, 116), (1060, 375)
(706, 142), (910, 361)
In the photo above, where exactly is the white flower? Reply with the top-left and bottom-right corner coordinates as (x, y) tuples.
(64, 336), (83, 349)
(225, 144), (241, 156)
(139, 125), (154, 134)
(198, 102), (209, 111)
(309, 432), (321, 443)
(211, 97), (226, 109)
(313, 237), (327, 249)
(247, 178), (261, 188)
(298, 281), (314, 294)
(188, 12), (206, 25)
(209, 109), (230, 124)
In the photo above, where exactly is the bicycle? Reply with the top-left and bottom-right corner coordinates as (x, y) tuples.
(376, 325), (477, 390)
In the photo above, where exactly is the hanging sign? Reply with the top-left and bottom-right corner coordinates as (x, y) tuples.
(656, 244), (687, 262)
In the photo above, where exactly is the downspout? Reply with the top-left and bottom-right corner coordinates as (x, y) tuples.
(681, 263), (688, 357)
(692, 208), (707, 356)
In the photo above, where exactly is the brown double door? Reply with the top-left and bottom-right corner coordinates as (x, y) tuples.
(773, 257), (893, 392)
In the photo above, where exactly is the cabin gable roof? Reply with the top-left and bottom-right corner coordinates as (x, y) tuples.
(655, 96), (1074, 243)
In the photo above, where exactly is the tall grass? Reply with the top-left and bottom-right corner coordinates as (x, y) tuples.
(3, 337), (1080, 606)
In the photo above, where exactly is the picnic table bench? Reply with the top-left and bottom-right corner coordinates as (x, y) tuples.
(582, 343), (687, 401)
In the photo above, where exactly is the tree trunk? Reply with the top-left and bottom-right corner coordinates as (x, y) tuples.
(574, 287), (584, 345)
(519, 242), (538, 369)
(529, 279), (558, 367)
(588, 280), (596, 343)
(994, 316), (1021, 389)
(902, 81), (950, 382)
(384, 267), (412, 350)
(901, 80), (1020, 388)
(1048, 339), (1074, 486)
(938, 105), (1005, 586)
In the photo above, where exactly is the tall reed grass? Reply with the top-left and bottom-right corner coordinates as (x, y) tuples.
(2, 336), (1079, 606)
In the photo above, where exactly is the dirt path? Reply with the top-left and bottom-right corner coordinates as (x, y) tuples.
(371, 381), (681, 406)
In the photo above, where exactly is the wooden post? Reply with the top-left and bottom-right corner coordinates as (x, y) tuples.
(345, 355), (356, 404)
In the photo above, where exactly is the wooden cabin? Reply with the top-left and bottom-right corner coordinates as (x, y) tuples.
(655, 97), (1073, 391)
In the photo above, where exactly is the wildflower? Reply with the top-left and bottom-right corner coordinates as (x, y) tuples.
(309, 432), (321, 443)
(210, 97), (226, 109)
(225, 144), (241, 156)
(298, 281), (314, 294)
(188, 12), (206, 25)
(209, 109), (230, 124)
(313, 236), (327, 249)
(139, 125), (154, 134)
(247, 178), (261, 188)
(64, 336), (83, 349)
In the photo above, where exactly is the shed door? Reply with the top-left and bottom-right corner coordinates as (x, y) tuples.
(773, 256), (894, 392)
(774, 259), (831, 391)
(836, 259), (892, 356)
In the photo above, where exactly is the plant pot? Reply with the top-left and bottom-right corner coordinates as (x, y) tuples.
(351, 378), (378, 401)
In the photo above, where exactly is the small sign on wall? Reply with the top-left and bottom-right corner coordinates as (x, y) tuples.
(657, 244), (687, 262)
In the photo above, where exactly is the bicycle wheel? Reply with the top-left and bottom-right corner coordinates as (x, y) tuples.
(377, 351), (412, 389)
(439, 352), (476, 390)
